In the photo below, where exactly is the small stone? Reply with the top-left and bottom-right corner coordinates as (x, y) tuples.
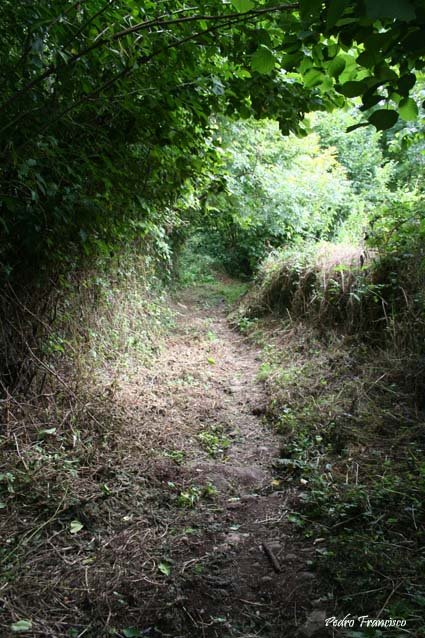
(285, 553), (297, 561)
(298, 571), (316, 581)
(299, 610), (327, 637)
(226, 532), (247, 546)
(261, 575), (273, 583)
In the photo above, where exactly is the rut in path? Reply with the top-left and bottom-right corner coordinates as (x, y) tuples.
(113, 286), (320, 637)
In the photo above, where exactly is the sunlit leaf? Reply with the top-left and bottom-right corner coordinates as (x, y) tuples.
(11, 621), (32, 633)
(399, 97), (418, 121)
(158, 561), (171, 576)
(251, 46), (276, 74)
(70, 520), (83, 534)
(231, 0), (254, 12)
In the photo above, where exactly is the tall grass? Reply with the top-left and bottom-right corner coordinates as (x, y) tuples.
(238, 240), (425, 350)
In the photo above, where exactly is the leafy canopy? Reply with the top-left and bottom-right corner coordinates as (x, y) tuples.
(1, 0), (425, 279)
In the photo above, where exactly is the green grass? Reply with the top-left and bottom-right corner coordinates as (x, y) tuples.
(202, 280), (248, 305)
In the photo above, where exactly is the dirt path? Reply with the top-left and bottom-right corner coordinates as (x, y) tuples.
(1, 285), (322, 637)
(111, 286), (320, 637)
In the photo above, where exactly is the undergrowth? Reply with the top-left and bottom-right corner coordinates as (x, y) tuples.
(233, 232), (425, 635)
(0, 250), (175, 636)
(242, 316), (425, 636)
(238, 237), (425, 350)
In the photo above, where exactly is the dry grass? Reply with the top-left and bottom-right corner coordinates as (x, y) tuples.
(1, 276), (318, 637)
(0, 254), (177, 635)
(238, 241), (425, 349)
(245, 315), (425, 633)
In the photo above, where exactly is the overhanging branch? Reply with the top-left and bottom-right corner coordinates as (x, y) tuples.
(0, 3), (299, 116)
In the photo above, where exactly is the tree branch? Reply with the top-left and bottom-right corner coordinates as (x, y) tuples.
(0, 3), (298, 116)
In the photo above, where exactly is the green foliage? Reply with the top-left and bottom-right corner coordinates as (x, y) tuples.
(0, 0), (320, 282)
(11, 620), (32, 633)
(189, 113), (396, 277)
(176, 236), (218, 286)
(312, 109), (392, 197)
(163, 449), (185, 465)
(197, 425), (230, 458)
(204, 119), (355, 274)
(382, 78), (425, 189)
(1, 0), (425, 284)
(173, 483), (217, 508)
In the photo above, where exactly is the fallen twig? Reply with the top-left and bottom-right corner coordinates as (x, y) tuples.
(262, 542), (281, 573)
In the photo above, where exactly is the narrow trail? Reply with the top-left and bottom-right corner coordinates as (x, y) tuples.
(112, 286), (319, 637)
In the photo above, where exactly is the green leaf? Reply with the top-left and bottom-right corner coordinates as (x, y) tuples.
(251, 46), (276, 74)
(158, 561), (171, 576)
(11, 621), (33, 633)
(338, 80), (367, 97)
(207, 357), (216, 364)
(303, 68), (324, 88)
(375, 63), (397, 82)
(398, 73), (416, 96)
(300, 0), (322, 19)
(327, 0), (349, 28)
(356, 49), (379, 68)
(231, 0), (254, 12)
(328, 56), (346, 78)
(70, 520), (83, 534)
(361, 93), (383, 109)
(399, 97), (418, 121)
(365, 0), (416, 21)
(123, 629), (142, 638)
(368, 109), (399, 130)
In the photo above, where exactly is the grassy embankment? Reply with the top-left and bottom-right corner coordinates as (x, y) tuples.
(233, 242), (425, 635)
(0, 253), (175, 633)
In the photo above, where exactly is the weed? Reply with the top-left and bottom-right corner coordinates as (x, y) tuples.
(236, 316), (258, 333)
(175, 483), (217, 508)
(163, 449), (185, 465)
(251, 317), (425, 633)
(197, 425), (230, 458)
(207, 330), (218, 342)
